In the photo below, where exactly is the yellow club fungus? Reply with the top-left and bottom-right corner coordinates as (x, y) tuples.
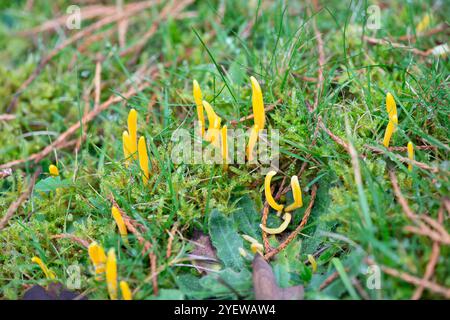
(246, 125), (259, 162)
(106, 249), (118, 300)
(193, 80), (205, 137)
(260, 212), (292, 234)
(250, 76), (265, 130)
(120, 280), (132, 300)
(138, 136), (149, 185)
(407, 141), (414, 171)
(285, 175), (303, 212)
(49, 164), (59, 177)
(88, 241), (107, 276)
(221, 125), (228, 170)
(127, 109), (138, 158)
(264, 170), (284, 212)
(307, 254), (318, 273)
(383, 114), (397, 148)
(386, 92), (397, 122)
(112, 206), (128, 239)
(122, 130), (132, 167)
(31, 257), (56, 280)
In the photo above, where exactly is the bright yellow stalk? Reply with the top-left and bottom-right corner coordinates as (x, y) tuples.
(386, 92), (397, 122)
(127, 109), (138, 158)
(285, 175), (303, 212)
(112, 206), (128, 239)
(246, 125), (259, 162)
(260, 213), (292, 234)
(138, 136), (149, 185)
(416, 14), (431, 33)
(120, 280), (132, 300)
(31, 257), (56, 279)
(106, 249), (118, 300)
(250, 76), (265, 130)
(122, 130), (132, 167)
(49, 164), (59, 177)
(407, 141), (414, 171)
(193, 80), (205, 137)
(307, 254), (317, 273)
(210, 117), (222, 148)
(264, 170), (284, 212)
(383, 115), (397, 148)
(202, 100), (221, 144)
(221, 125), (228, 170)
(88, 241), (107, 276)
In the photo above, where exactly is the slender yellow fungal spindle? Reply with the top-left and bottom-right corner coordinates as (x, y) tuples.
(285, 176), (303, 212)
(127, 109), (138, 158)
(386, 92), (397, 122)
(120, 280), (132, 300)
(88, 242), (107, 276)
(49, 164), (59, 177)
(221, 125), (228, 170)
(106, 249), (118, 300)
(246, 125), (259, 162)
(383, 115), (397, 148)
(307, 254), (317, 273)
(138, 136), (149, 185)
(416, 14), (431, 33)
(203, 100), (221, 143)
(250, 76), (265, 130)
(264, 170), (284, 212)
(31, 257), (56, 279)
(260, 213), (292, 234)
(122, 131), (132, 167)
(112, 206), (128, 239)
(193, 80), (205, 137)
(407, 141), (414, 171)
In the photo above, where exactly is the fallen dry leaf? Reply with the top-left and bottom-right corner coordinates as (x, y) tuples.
(252, 253), (304, 300)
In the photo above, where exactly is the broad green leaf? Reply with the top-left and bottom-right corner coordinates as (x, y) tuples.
(209, 209), (245, 271)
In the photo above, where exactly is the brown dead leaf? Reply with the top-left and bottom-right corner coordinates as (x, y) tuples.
(252, 253), (304, 300)
(189, 229), (221, 274)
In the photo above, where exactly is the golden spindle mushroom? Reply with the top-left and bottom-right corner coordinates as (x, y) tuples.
(127, 109), (138, 158)
(120, 280), (132, 300)
(31, 257), (56, 280)
(250, 76), (265, 130)
(246, 125), (259, 162)
(138, 136), (150, 185)
(193, 80), (205, 137)
(285, 175), (303, 212)
(106, 249), (118, 300)
(260, 212), (292, 234)
(221, 125), (228, 170)
(88, 241), (107, 276)
(407, 141), (414, 172)
(383, 115), (397, 148)
(112, 206), (128, 242)
(264, 170), (284, 212)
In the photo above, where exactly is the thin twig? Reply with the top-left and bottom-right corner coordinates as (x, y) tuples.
(0, 168), (41, 231)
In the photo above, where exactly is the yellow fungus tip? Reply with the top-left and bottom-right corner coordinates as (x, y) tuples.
(264, 170), (284, 212)
(49, 164), (59, 177)
(260, 213), (292, 234)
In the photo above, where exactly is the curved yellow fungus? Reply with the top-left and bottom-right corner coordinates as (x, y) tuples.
(285, 175), (303, 212)
(250, 76), (265, 130)
(88, 241), (107, 276)
(193, 80), (205, 137)
(250, 242), (264, 254)
(122, 130), (131, 166)
(106, 249), (118, 300)
(138, 136), (149, 185)
(31, 257), (56, 279)
(221, 125), (228, 170)
(407, 141), (414, 171)
(386, 92), (397, 122)
(246, 125), (259, 162)
(260, 212), (292, 234)
(120, 280), (132, 300)
(264, 170), (284, 212)
(112, 206), (128, 238)
(383, 115), (397, 148)
(127, 109), (138, 158)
